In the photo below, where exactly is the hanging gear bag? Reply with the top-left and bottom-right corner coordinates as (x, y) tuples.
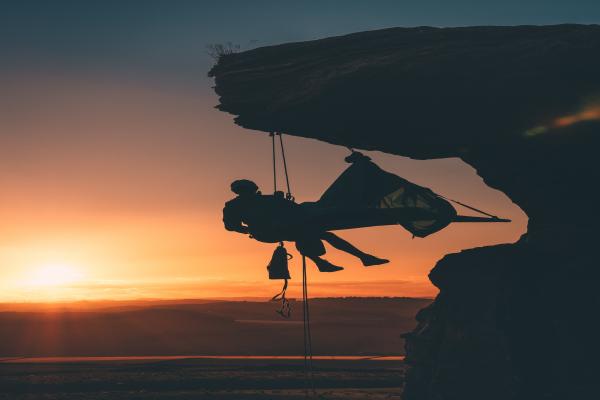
(267, 243), (292, 279)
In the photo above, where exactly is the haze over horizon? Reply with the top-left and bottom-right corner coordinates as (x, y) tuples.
(6, 1), (600, 302)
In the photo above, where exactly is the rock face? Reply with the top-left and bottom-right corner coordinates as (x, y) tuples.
(210, 25), (600, 399)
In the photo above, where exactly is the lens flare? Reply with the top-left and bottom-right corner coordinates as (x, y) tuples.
(553, 105), (600, 128)
(525, 103), (600, 137)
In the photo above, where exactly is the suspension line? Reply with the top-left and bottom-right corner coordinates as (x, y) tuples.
(278, 133), (293, 200)
(270, 132), (277, 193)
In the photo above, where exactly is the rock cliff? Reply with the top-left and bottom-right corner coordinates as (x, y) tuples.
(210, 25), (600, 399)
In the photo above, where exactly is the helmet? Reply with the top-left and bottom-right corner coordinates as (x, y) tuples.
(231, 179), (259, 195)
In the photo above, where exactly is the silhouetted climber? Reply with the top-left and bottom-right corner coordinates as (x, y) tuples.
(223, 151), (510, 274)
(223, 179), (389, 272)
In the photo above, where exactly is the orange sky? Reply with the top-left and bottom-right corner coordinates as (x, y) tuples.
(0, 75), (527, 302)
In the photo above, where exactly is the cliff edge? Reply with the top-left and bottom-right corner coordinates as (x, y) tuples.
(210, 25), (600, 399)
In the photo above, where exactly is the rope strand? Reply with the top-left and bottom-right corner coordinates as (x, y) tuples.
(278, 133), (293, 200)
(302, 255), (316, 396)
(439, 195), (499, 219)
(270, 132), (277, 193)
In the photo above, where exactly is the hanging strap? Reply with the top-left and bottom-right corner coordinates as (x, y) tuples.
(270, 278), (288, 301)
(270, 278), (290, 318)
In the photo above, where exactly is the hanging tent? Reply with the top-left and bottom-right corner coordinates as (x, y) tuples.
(301, 152), (508, 237)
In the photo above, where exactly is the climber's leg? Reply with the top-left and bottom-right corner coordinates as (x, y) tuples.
(320, 231), (389, 267)
(295, 237), (344, 272)
(306, 255), (344, 272)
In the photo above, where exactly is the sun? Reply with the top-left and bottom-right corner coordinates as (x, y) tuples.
(28, 263), (85, 287)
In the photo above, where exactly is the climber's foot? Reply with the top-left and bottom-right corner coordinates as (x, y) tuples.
(360, 254), (390, 267)
(314, 259), (344, 272)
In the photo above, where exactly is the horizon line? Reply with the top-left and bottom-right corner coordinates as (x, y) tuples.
(0, 295), (435, 306)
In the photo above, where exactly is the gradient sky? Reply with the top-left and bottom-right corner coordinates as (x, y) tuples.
(1, 1), (598, 302)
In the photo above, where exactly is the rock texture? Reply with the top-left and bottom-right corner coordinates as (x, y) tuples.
(210, 25), (600, 399)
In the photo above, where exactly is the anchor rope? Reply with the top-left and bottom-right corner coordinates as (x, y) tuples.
(438, 195), (500, 219)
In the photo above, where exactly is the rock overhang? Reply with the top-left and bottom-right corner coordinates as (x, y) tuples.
(209, 24), (600, 160)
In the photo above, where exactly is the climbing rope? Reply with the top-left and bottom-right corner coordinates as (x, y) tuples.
(270, 132), (293, 198)
(302, 255), (316, 396)
(270, 132), (278, 193)
(270, 132), (316, 396)
(278, 133), (293, 200)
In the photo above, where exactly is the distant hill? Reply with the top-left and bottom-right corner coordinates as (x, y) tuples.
(0, 298), (430, 357)
(0, 298), (222, 312)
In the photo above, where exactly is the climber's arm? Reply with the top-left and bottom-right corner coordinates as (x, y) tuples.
(223, 202), (249, 234)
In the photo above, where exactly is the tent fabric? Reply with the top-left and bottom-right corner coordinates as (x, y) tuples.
(317, 152), (457, 237)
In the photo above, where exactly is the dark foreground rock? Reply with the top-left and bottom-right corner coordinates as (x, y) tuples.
(210, 25), (600, 400)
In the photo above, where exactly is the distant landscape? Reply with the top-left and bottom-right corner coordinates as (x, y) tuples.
(0, 297), (430, 358)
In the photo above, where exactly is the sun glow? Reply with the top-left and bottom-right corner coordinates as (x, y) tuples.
(27, 264), (85, 287)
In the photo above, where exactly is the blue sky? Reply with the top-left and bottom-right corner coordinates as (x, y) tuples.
(3, 1), (600, 81)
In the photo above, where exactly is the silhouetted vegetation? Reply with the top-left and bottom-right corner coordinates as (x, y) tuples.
(206, 42), (240, 61)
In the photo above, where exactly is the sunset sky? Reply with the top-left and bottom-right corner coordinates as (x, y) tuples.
(2, 1), (598, 302)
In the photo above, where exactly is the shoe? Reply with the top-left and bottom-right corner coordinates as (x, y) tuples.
(314, 259), (344, 272)
(360, 254), (390, 267)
